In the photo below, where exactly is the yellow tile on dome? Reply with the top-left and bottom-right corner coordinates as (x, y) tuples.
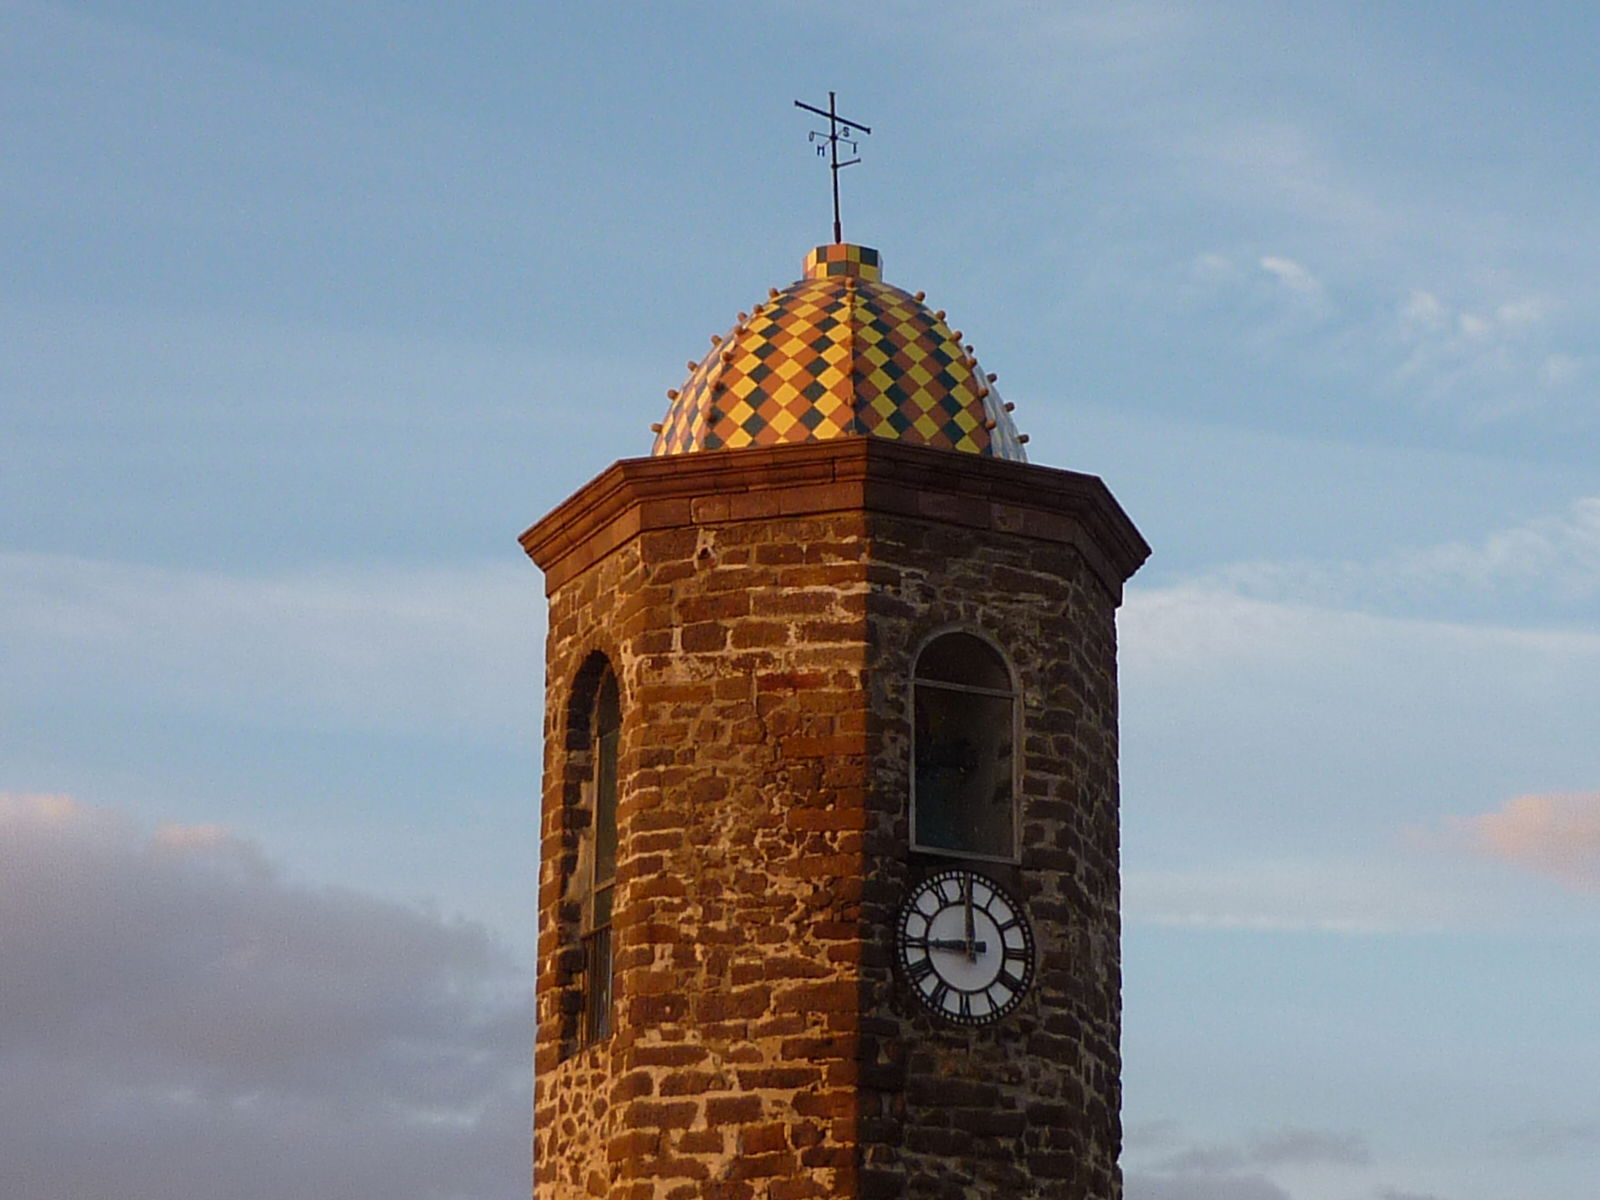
(814, 391), (852, 418)
(815, 364), (847, 390)
(863, 368), (895, 395)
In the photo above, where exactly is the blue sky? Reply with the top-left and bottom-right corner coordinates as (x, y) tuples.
(4, 3), (1598, 1198)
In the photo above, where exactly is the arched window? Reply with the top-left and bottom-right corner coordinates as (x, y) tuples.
(558, 653), (621, 1059)
(581, 669), (620, 1045)
(911, 631), (1018, 861)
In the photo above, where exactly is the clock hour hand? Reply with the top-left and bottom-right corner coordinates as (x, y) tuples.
(908, 936), (989, 954)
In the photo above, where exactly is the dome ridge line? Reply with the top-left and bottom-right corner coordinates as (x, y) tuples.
(846, 274), (864, 437)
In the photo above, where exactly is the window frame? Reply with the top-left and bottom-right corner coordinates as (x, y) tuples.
(579, 669), (619, 1047)
(907, 627), (1023, 865)
(587, 673), (620, 940)
(560, 656), (621, 1055)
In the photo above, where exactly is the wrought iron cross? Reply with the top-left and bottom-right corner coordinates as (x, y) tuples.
(794, 92), (872, 245)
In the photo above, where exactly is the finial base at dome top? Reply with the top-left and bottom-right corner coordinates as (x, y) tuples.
(805, 243), (881, 282)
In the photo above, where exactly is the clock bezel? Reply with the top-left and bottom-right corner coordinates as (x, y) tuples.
(894, 866), (1036, 1027)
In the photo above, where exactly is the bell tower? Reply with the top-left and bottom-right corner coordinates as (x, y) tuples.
(522, 244), (1149, 1199)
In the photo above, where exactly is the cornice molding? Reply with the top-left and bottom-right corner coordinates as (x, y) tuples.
(520, 440), (1150, 600)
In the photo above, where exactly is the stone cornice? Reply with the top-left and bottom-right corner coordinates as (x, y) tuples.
(520, 440), (1151, 601)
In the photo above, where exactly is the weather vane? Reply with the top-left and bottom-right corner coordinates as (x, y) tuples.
(794, 92), (872, 245)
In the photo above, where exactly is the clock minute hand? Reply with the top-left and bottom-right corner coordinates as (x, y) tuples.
(963, 876), (976, 962)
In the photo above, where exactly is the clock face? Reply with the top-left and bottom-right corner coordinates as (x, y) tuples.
(895, 868), (1034, 1026)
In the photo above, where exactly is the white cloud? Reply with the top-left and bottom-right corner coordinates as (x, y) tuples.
(1405, 497), (1600, 598)
(1192, 496), (1600, 618)
(1183, 250), (1331, 322)
(0, 553), (540, 744)
(1192, 252), (1239, 282)
(1400, 290), (1449, 332)
(1391, 285), (1570, 419)
(1196, 115), (1392, 240)
(1494, 298), (1547, 328)
(1259, 255), (1323, 298)
(0, 793), (530, 1200)
(1125, 856), (1489, 934)
(1540, 353), (1582, 386)
(1120, 577), (1600, 932)
(1123, 578), (1600, 678)
(1, 295), (657, 445)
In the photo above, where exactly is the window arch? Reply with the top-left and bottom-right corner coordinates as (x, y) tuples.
(910, 631), (1019, 861)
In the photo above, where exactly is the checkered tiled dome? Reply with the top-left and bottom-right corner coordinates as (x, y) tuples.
(651, 245), (1027, 461)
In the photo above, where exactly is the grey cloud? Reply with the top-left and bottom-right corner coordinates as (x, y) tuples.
(1248, 1127), (1370, 1166)
(1125, 1117), (1185, 1149)
(1491, 1119), (1600, 1157)
(1156, 1145), (1249, 1174)
(1138, 1124), (1370, 1200)
(1126, 1171), (1292, 1200)
(0, 795), (531, 1200)
(1154, 1126), (1369, 1176)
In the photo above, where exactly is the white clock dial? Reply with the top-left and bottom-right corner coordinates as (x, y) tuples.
(895, 868), (1034, 1025)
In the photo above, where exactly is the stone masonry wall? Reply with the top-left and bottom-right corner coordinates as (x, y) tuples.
(856, 513), (1124, 1200)
(528, 441), (1144, 1200)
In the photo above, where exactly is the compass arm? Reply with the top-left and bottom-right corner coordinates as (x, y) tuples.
(793, 98), (872, 133)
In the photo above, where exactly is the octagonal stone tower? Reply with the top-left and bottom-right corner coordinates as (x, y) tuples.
(522, 244), (1149, 1200)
